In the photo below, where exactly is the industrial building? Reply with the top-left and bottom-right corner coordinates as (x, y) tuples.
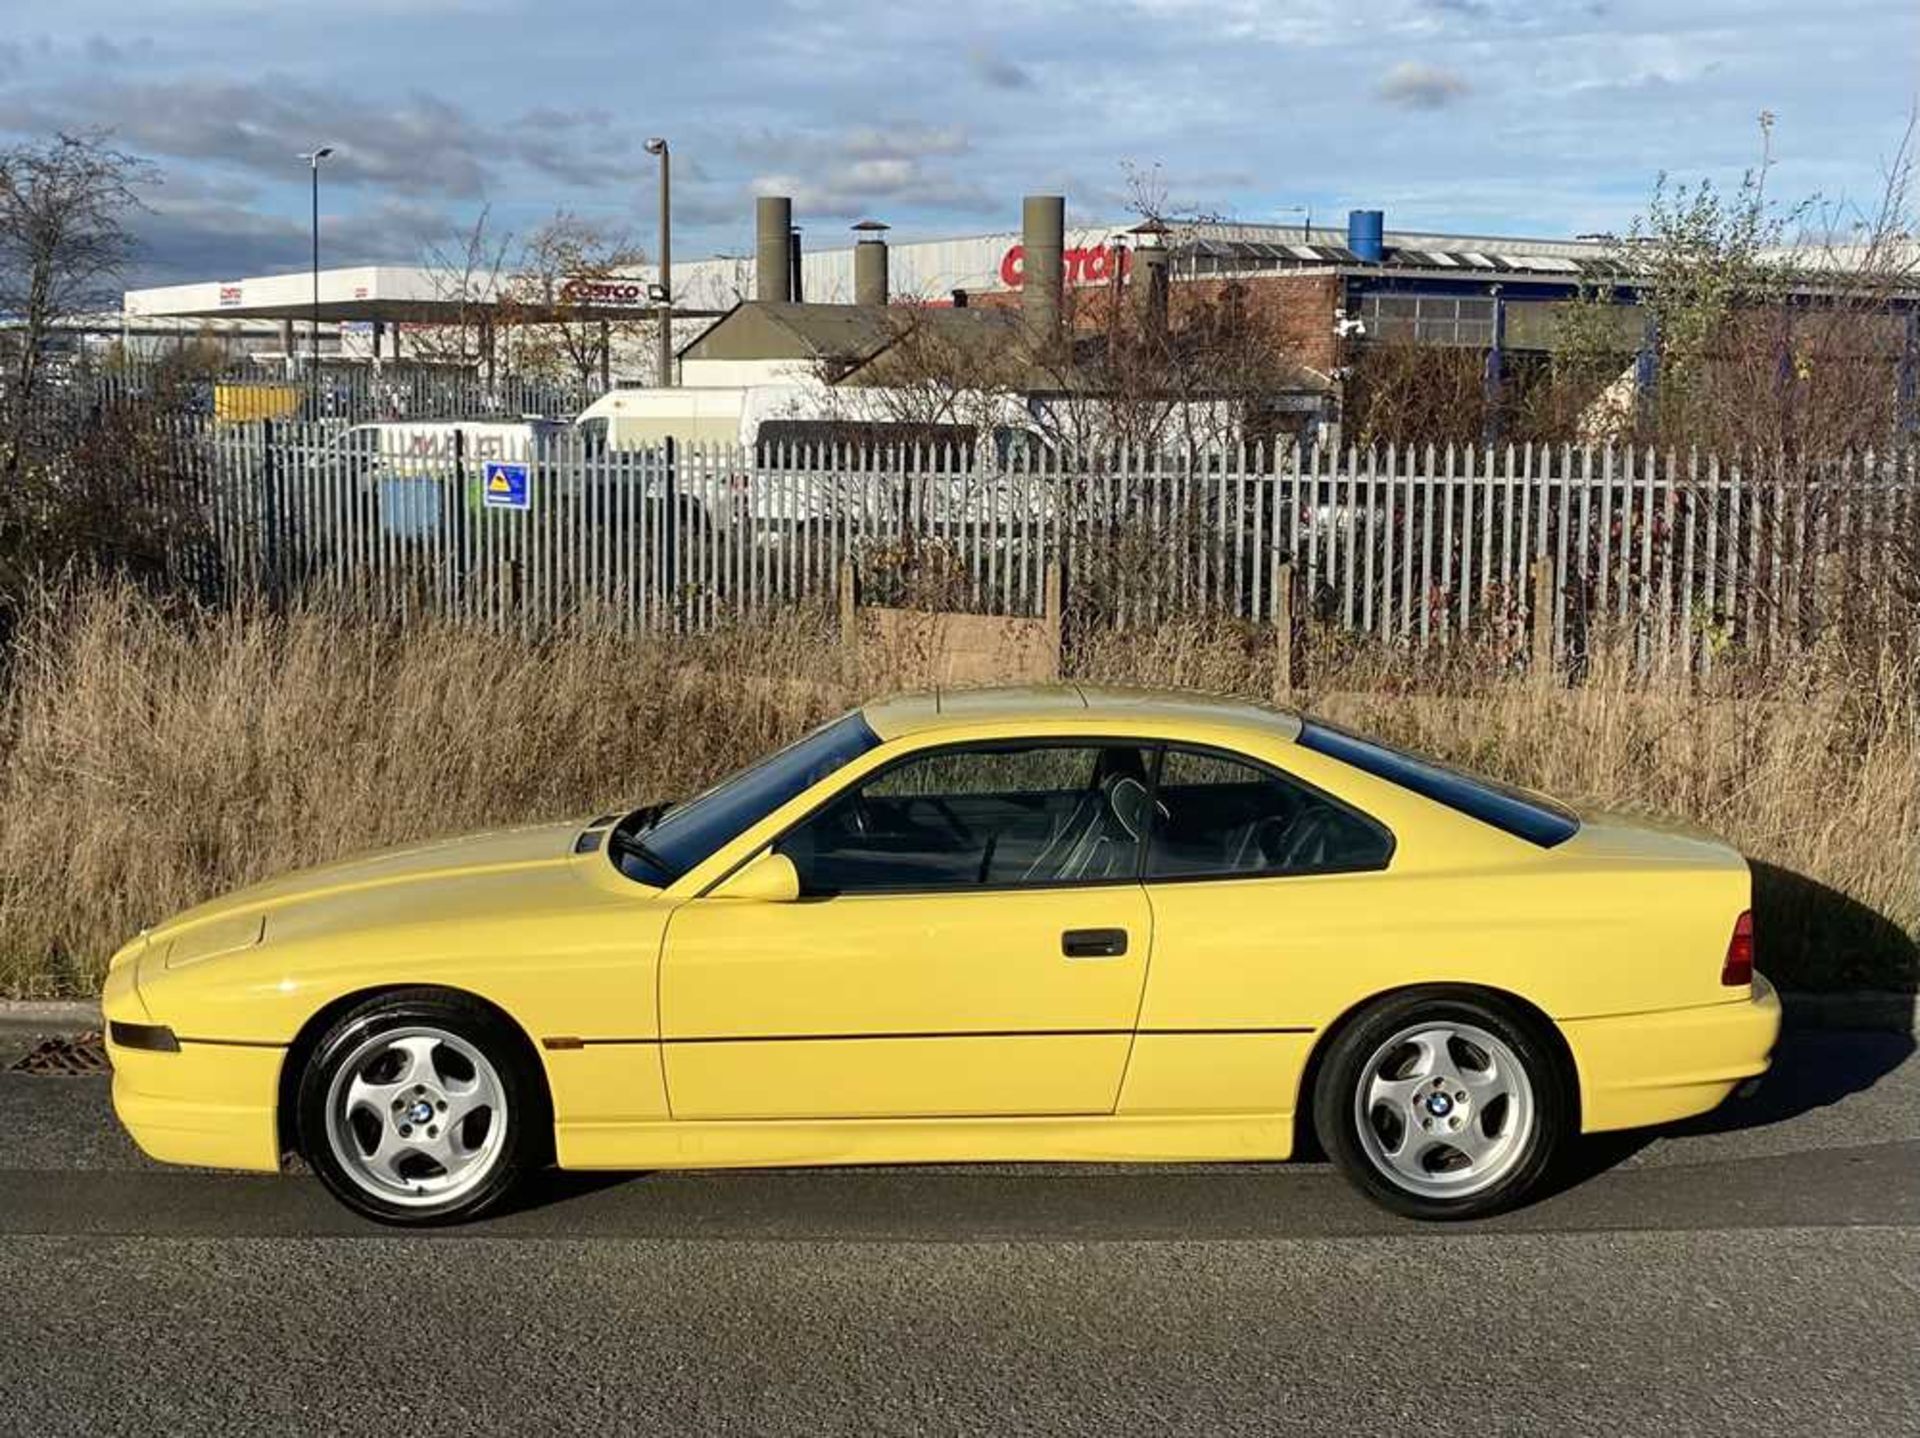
(117, 190), (1920, 442)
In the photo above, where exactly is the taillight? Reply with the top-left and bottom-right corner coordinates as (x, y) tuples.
(1721, 910), (1754, 987)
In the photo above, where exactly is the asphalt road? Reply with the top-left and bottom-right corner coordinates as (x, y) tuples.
(1, 1027), (1916, 1437)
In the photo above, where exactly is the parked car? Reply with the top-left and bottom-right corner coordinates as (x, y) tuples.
(103, 685), (1778, 1225)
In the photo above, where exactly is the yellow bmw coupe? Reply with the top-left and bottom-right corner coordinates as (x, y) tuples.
(103, 685), (1779, 1225)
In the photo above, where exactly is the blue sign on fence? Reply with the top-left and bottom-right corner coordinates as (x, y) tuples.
(481, 460), (530, 511)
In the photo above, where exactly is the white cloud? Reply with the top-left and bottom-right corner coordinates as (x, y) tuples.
(3, 0), (1914, 278)
(744, 124), (991, 219)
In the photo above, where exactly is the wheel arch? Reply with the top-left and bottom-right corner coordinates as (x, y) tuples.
(1290, 981), (1582, 1159)
(274, 982), (553, 1166)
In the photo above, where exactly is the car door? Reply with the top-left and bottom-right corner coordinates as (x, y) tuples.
(658, 740), (1156, 1121)
(1124, 744), (1396, 1115)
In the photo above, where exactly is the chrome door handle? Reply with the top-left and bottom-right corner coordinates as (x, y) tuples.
(1062, 928), (1129, 959)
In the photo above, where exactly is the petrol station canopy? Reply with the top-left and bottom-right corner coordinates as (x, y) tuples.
(122, 265), (723, 326)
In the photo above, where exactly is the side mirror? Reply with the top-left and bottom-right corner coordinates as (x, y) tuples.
(710, 850), (801, 903)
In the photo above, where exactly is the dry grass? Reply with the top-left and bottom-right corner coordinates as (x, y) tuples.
(0, 584), (851, 995)
(1, 582), (1914, 996)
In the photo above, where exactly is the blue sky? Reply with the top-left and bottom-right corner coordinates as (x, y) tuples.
(1, 0), (1915, 286)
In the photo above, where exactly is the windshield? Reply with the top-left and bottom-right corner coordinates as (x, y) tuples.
(613, 711), (882, 884)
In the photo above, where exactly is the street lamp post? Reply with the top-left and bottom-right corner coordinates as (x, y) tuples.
(645, 137), (672, 387)
(300, 147), (335, 391)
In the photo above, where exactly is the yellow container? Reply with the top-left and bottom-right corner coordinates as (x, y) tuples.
(213, 383), (304, 424)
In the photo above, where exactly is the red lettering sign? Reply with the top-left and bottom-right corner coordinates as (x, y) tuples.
(218, 284), (243, 306)
(560, 278), (647, 306)
(999, 244), (1132, 289)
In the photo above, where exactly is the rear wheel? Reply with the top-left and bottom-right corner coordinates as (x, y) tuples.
(1313, 990), (1568, 1220)
(297, 990), (544, 1226)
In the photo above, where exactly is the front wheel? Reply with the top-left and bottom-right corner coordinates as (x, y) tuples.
(296, 990), (545, 1226)
(1313, 990), (1568, 1220)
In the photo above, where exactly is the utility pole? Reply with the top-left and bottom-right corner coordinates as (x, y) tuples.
(645, 137), (673, 387)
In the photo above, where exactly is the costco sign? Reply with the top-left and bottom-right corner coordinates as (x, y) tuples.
(999, 244), (1132, 289)
(559, 277), (649, 306)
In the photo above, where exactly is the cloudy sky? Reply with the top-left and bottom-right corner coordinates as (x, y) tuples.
(1, 0), (1915, 287)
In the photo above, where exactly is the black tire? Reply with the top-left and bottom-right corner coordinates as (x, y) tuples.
(1312, 988), (1569, 1221)
(296, 988), (547, 1226)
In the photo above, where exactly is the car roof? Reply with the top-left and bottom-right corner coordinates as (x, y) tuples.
(861, 684), (1304, 744)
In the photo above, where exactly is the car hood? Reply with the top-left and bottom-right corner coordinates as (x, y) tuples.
(147, 818), (620, 966)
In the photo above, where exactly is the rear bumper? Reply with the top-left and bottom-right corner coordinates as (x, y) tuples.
(106, 1033), (285, 1173)
(1563, 973), (1783, 1133)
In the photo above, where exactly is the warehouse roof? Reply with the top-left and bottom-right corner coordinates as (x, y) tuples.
(677, 300), (1040, 388)
(678, 300), (1025, 368)
(123, 265), (727, 325)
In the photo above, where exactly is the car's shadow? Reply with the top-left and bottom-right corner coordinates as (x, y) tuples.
(1552, 1018), (1917, 1191)
(495, 1168), (641, 1218)
(1750, 860), (1919, 996)
(492, 1013), (1916, 1227)
(1554, 865), (1917, 1191)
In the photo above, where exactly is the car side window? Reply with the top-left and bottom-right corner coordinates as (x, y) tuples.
(776, 743), (1154, 895)
(1146, 748), (1391, 879)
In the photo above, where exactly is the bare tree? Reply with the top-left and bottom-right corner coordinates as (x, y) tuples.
(409, 205), (512, 372)
(820, 302), (1021, 432)
(0, 132), (155, 472)
(1542, 111), (1917, 456)
(1340, 114), (1920, 456)
(501, 211), (650, 388)
(1342, 339), (1492, 449)
(1036, 172), (1318, 455)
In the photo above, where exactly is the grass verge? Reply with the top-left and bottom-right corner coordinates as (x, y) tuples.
(1, 583), (1913, 996)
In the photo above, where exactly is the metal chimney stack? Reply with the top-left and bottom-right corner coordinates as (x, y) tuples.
(1021, 194), (1065, 346)
(852, 220), (890, 307)
(755, 196), (793, 303)
(1130, 219), (1171, 336)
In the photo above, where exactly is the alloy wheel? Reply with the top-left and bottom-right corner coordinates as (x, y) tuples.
(323, 1025), (508, 1208)
(1350, 1020), (1536, 1200)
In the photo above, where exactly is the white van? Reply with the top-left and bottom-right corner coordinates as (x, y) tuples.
(331, 419), (566, 474)
(574, 386), (735, 450)
(570, 384), (1052, 535)
(314, 419), (566, 539)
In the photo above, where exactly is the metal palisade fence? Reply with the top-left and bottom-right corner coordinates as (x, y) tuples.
(130, 416), (1920, 669)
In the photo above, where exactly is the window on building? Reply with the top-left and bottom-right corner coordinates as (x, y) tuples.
(1360, 294), (1497, 347)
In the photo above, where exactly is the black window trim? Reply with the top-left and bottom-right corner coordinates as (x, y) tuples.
(702, 733), (1395, 900)
(712, 735), (1160, 900)
(1140, 741), (1396, 886)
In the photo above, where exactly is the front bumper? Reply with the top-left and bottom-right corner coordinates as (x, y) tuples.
(102, 958), (285, 1172)
(107, 1034), (285, 1172)
(1563, 972), (1783, 1134)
